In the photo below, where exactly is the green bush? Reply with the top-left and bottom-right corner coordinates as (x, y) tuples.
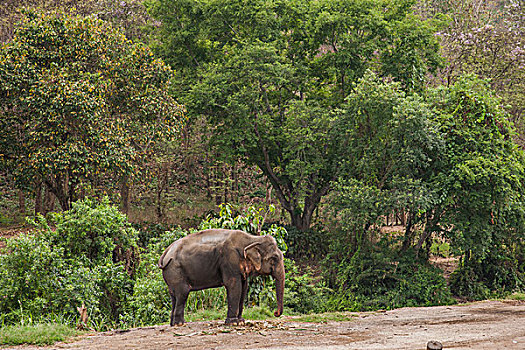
(323, 239), (455, 311)
(121, 227), (186, 326)
(449, 265), (490, 300)
(450, 253), (524, 300)
(121, 271), (170, 327)
(0, 234), (136, 327)
(387, 263), (456, 308)
(29, 197), (139, 272)
(0, 198), (138, 328)
(282, 259), (331, 314)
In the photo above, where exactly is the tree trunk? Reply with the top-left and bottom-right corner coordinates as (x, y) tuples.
(54, 192), (69, 211)
(44, 186), (57, 213)
(214, 167), (222, 205)
(223, 163), (229, 204)
(18, 189), (25, 215)
(415, 211), (438, 257)
(400, 207), (406, 226)
(401, 214), (414, 252)
(290, 208), (313, 231)
(233, 163), (238, 202)
(120, 176), (130, 215)
(34, 181), (43, 215)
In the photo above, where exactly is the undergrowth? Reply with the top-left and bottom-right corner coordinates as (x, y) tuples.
(0, 323), (82, 346)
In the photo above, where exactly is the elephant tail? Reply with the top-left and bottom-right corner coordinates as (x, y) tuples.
(158, 246), (173, 269)
(158, 240), (178, 269)
(158, 256), (172, 269)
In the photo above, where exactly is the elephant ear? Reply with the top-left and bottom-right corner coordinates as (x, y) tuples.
(244, 242), (262, 271)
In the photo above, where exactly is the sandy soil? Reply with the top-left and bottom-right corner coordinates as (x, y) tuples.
(5, 299), (524, 350)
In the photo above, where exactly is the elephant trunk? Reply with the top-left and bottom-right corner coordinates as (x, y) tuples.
(272, 258), (285, 317)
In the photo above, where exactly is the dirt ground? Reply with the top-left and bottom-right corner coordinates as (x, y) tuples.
(5, 299), (524, 350)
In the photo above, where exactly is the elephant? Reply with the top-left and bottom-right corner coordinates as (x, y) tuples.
(158, 229), (285, 326)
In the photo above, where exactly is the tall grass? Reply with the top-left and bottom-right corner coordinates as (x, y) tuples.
(186, 288), (227, 312)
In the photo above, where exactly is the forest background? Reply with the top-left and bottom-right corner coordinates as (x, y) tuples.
(0, 0), (524, 344)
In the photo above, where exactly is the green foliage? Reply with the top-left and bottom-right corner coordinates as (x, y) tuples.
(150, 0), (441, 229)
(282, 259), (331, 314)
(507, 292), (525, 301)
(284, 225), (329, 260)
(326, 74), (525, 301)
(327, 71), (442, 258)
(0, 233), (95, 323)
(0, 0), (154, 43)
(450, 253), (524, 300)
(424, 76), (525, 296)
(0, 323), (81, 346)
(0, 198), (138, 328)
(430, 239), (451, 258)
(28, 197), (139, 268)
(389, 262), (455, 308)
(448, 265), (490, 301)
(0, 9), (184, 210)
(323, 240), (455, 311)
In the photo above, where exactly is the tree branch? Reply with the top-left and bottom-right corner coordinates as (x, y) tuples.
(252, 111), (292, 212)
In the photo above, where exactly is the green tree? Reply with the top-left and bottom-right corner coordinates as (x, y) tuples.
(0, 10), (185, 210)
(328, 71), (442, 256)
(427, 76), (525, 272)
(423, 0), (525, 139)
(149, 0), (442, 229)
(325, 74), (525, 300)
(0, 0), (154, 42)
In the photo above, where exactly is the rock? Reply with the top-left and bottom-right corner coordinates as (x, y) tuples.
(427, 340), (443, 350)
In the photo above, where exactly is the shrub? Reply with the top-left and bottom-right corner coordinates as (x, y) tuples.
(449, 265), (490, 300)
(283, 225), (329, 261)
(121, 227), (186, 326)
(29, 197), (139, 272)
(323, 238), (455, 311)
(0, 198), (138, 328)
(0, 233), (99, 322)
(387, 263), (456, 308)
(282, 259), (331, 314)
(450, 253), (524, 300)
(121, 271), (170, 327)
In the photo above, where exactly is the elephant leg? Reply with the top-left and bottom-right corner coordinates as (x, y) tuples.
(169, 290), (177, 326)
(237, 278), (248, 323)
(172, 284), (190, 326)
(224, 277), (242, 325)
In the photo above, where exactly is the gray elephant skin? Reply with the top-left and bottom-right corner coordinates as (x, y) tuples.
(158, 229), (285, 325)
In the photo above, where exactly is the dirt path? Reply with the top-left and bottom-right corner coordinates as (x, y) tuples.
(6, 299), (524, 350)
